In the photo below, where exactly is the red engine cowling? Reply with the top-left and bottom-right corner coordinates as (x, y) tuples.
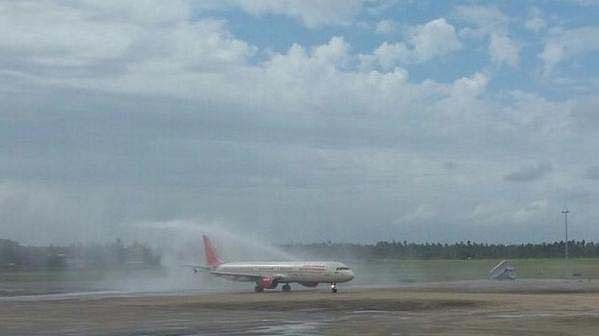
(259, 276), (279, 289)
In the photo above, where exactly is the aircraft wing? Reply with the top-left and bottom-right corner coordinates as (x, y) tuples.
(183, 265), (287, 282)
(209, 270), (262, 281)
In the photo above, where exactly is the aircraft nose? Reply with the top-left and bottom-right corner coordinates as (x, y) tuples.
(347, 270), (355, 280)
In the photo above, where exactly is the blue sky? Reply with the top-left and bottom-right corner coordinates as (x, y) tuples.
(210, 1), (599, 86)
(1, 0), (599, 246)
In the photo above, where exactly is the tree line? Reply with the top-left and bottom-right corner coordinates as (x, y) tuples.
(4, 239), (599, 270)
(281, 240), (599, 260)
(0, 238), (161, 270)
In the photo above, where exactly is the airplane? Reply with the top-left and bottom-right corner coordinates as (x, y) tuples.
(191, 235), (354, 293)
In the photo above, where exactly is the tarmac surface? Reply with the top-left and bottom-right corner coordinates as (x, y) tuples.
(2, 279), (599, 335)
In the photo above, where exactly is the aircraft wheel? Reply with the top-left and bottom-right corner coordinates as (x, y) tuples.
(254, 285), (264, 293)
(282, 284), (291, 292)
(331, 283), (337, 293)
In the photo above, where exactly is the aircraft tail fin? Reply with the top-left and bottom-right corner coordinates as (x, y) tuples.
(203, 235), (224, 268)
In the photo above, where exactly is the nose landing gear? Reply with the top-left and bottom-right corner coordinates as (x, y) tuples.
(330, 282), (337, 293)
(254, 285), (264, 292)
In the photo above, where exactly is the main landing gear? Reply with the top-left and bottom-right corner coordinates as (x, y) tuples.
(282, 284), (291, 292)
(330, 282), (337, 293)
(254, 285), (264, 293)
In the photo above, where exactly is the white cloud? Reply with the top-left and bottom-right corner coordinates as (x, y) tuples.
(489, 33), (520, 67)
(450, 72), (489, 98)
(0, 1), (256, 71)
(432, 72), (489, 128)
(375, 19), (396, 34)
(473, 199), (548, 226)
(505, 91), (573, 135)
(3, 1), (599, 243)
(0, 2), (567, 147)
(78, 0), (189, 24)
(264, 36), (351, 78)
(513, 199), (548, 223)
(361, 18), (461, 69)
(455, 5), (507, 38)
(311, 36), (350, 65)
(259, 37), (416, 116)
(0, 1), (140, 66)
(471, 200), (511, 226)
(361, 42), (409, 70)
(456, 5), (520, 69)
(410, 18), (462, 62)
(160, 19), (256, 68)
(540, 27), (599, 75)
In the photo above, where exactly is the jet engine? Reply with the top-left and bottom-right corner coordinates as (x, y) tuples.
(259, 276), (279, 289)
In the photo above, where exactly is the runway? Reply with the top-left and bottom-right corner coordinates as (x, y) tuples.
(2, 280), (599, 335)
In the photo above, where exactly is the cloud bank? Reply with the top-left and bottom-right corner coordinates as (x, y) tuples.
(1, 1), (599, 245)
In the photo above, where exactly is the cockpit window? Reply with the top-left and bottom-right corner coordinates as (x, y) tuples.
(336, 267), (350, 271)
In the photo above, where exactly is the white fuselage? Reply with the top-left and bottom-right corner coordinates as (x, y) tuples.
(212, 261), (354, 284)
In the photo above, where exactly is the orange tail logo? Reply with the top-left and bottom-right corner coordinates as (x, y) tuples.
(203, 235), (224, 268)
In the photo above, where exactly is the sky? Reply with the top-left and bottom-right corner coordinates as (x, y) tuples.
(1, 0), (599, 245)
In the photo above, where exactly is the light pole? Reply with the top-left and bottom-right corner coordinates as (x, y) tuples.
(562, 209), (569, 260)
